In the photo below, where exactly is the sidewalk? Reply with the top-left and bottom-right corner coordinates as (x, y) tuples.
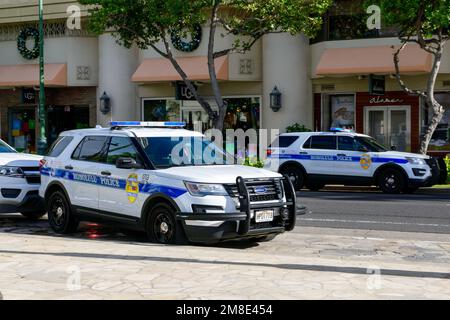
(0, 225), (449, 300)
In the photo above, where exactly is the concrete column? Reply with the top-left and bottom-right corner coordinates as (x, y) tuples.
(262, 33), (312, 132)
(97, 34), (139, 126)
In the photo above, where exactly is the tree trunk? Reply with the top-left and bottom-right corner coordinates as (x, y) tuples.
(420, 102), (445, 155)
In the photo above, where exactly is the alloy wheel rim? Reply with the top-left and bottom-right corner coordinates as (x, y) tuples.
(51, 198), (65, 226)
(153, 213), (174, 243)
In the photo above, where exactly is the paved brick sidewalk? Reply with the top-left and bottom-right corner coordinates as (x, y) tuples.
(0, 225), (449, 300)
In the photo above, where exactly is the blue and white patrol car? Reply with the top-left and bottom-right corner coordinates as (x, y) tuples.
(39, 122), (297, 244)
(265, 129), (440, 194)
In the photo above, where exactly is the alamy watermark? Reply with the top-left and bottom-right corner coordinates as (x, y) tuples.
(366, 266), (382, 290)
(66, 5), (81, 30)
(66, 265), (82, 291)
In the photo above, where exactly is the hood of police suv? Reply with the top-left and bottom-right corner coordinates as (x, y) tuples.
(155, 165), (282, 184)
(0, 152), (42, 167)
(373, 151), (429, 160)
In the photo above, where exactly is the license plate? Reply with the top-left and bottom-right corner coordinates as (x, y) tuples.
(255, 210), (274, 223)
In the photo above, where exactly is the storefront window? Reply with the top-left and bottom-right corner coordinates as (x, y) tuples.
(143, 99), (181, 122)
(421, 93), (450, 152)
(9, 108), (36, 153)
(321, 94), (355, 131)
(47, 105), (90, 146)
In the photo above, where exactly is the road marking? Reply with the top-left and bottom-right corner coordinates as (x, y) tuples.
(298, 217), (450, 228)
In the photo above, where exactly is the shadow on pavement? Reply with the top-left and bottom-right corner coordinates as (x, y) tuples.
(0, 248), (449, 280)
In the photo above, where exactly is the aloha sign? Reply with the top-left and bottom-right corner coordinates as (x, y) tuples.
(369, 96), (405, 104)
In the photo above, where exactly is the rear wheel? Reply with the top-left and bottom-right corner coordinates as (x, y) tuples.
(47, 191), (79, 234)
(147, 203), (186, 245)
(280, 165), (304, 191)
(377, 168), (405, 194)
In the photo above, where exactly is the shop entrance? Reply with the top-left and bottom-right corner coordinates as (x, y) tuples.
(364, 106), (411, 152)
(8, 108), (37, 153)
(47, 105), (90, 146)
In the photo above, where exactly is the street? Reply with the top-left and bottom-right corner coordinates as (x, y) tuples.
(297, 189), (450, 234)
(0, 190), (449, 300)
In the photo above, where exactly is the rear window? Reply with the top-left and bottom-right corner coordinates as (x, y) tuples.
(309, 136), (337, 150)
(270, 136), (299, 148)
(72, 136), (109, 163)
(46, 136), (74, 157)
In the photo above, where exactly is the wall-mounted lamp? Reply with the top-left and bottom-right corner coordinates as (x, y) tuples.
(270, 86), (282, 112)
(99, 91), (111, 115)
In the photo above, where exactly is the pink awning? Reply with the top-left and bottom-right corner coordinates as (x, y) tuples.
(316, 45), (432, 75)
(0, 63), (67, 87)
(132, 56), (229, 82)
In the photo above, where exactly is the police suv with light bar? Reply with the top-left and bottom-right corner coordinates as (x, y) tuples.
(265, 128), (441, 194)
(39, 122), (297, 244)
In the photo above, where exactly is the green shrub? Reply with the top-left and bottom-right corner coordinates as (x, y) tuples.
(286, 123), (312, 133)
(243, 157), (264, 168)
(445, 156), (450, 183)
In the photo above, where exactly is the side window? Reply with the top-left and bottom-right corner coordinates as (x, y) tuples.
(46, 136), (74, 157)
(310, 136), (337, 150)
(107, 137), (141, 165)
(72, 136), (109, 163)
(302, 137), (312, 149)
(337, 136), (356, 151)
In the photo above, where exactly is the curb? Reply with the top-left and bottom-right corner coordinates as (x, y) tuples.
(301, 185), (450, 194)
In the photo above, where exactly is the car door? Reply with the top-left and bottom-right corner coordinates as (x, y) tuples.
(301, 135), (337, 175)
(335, 135), (371, 178)
(98, 136), (146, 218)
(69, 136), (109, 210)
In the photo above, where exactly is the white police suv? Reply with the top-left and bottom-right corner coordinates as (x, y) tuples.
(0, 139), (45, 218)
(39, 122), (297, 244)
(265, 129), (440, 194)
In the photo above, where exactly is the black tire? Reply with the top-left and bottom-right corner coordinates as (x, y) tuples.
(377, 168), (405, 194)
(20, 210), (46, 220)
(47, 190), (79, 234)
(147, 203), (187, 245)
(402, 186), (418, 194)
(280, 165), (305, 191)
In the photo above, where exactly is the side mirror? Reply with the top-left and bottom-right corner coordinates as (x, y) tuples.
(116, 157), (142, 169)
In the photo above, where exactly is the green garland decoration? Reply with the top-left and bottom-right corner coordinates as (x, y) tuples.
(17, 27), (40, 60)
(170, 25), (202, 52)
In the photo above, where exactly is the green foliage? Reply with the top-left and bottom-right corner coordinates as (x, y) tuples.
(243, 157), (264, 168)
(445, 156), (450, 183)
(376, 0), (449, 39)
(78, 0), (333, 52)
(286, 123), (312, 133)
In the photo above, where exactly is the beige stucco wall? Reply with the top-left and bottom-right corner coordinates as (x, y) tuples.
(0, 0), (90, 23)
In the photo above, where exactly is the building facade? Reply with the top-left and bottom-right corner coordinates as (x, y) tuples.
(0, 0), (449, 156)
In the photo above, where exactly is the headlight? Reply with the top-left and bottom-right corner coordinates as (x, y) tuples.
(184, 181), (228, 197)
(406, 157), (426, 165)
(0, 166), (24, 178)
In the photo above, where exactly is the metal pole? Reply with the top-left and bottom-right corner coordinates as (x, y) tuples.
(37, 0), (47, 155)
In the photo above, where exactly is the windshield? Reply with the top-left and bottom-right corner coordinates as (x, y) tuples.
(0, 140), (16, 153)
(138, 136), (233, 169)
(355, 136), (388, 152)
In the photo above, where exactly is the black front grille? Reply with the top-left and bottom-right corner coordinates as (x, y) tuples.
(20, 167), (41, 184)
(224, 179), (283, 203)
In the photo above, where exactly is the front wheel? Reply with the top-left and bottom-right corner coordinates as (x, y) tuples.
(377, 169), (405, 194)
(147, 203), (186, 245)
(47, 191), (79, 234)
(280, 165), (304, 191)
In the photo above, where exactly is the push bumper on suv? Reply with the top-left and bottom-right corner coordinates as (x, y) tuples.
(177, 176), (298, 243)
(407, 157), (442, 188)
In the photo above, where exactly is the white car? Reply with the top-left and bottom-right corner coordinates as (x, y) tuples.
(0, 139), (46, 218)
(265, 129), (440, 194)
(39, 122), (297, 244)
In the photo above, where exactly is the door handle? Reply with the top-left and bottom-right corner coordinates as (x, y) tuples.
(101, 171), (111, 176)
(65, 165), (73, 170)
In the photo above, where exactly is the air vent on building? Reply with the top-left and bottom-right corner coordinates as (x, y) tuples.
(321, 84), (335, 91)
(443, 80), (450, 87)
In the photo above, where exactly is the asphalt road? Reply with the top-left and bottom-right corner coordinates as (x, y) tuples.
(296, 189), (450, 234)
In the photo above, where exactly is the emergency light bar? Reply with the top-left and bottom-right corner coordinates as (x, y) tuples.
(110, 121), (186, 128)
(330, 127), (354, 133)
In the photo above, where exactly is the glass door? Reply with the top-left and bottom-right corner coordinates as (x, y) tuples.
(364, 106), (411, 152)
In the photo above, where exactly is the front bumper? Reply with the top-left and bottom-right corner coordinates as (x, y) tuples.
(0, 190), (45, 214)
(176, 175), (298, 243)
